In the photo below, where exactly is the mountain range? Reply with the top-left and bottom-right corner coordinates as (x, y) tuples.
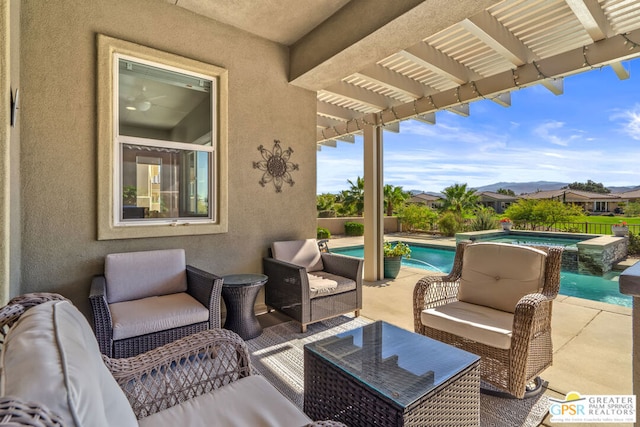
(414, 181), (640, 196)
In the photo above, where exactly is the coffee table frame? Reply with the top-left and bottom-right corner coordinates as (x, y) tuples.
(304, 333), (480, 426)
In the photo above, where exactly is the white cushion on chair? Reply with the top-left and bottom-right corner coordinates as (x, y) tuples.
(271, 239), (324, 272)
(421, 301), (514, 349)
(458, 243), (546, 313)
(1, 301), (137, 427)
(109, 293), (210, 340)
(105, 249), (188, 304)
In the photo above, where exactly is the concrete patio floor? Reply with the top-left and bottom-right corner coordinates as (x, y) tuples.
(321, 234), (633, 426)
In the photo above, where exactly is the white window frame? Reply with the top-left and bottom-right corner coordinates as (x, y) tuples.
(97, 35), (228, 240)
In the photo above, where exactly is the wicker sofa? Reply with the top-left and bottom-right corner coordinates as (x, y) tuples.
(0, 293), (344, 427)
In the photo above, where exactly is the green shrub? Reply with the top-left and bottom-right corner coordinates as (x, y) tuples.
(438, 212), (461, 237)
(397, 204), (438, 231)
(470, 208), (497, 231)
(629, 232), (640, 256)
(317, 227), (331, 239)
(344, 221), (364, 236)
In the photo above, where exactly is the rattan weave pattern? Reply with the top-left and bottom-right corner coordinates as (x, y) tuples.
(0, 397), (65, 427)
(304, 346), (480, 426)
(413, 241), (563, 398)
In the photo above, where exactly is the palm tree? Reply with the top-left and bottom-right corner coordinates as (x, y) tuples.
(441, 183), (479, 216)
(384, 185), (409, 216)
(343, 177), (365, 216)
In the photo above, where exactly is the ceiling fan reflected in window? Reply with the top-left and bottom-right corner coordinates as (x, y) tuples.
(125, 86), (166, 112)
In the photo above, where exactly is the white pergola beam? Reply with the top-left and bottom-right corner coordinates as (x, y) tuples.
(323, 81), (394, 110)
(319, 140), (337, 147)
(381, 121), (400, 133)
(316, 101), (359, 121)
(401, 42), (481, 85)
(337, 134), (356, 143)
(354, 65), (433, 99)
(540, 77), (564, 95)
(460, 11), (536, 66)
(317, 30), (640, 142)
(490, 92), (511, 107)
(611, 61), (630, 80)
(413, 112), (436, 125)
(565, 0), (612, 41)
(447, 103), (470, 117)
(316, 115), (346, 128)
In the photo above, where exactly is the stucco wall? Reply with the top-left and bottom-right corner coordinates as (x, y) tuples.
(18, 0), (317, 316)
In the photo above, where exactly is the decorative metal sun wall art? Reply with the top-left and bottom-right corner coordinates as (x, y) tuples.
(253, 140), (299, 192)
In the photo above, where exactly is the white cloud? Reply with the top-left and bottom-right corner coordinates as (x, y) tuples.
(613, 105), (640, 140)
(532, 121), (581, 146)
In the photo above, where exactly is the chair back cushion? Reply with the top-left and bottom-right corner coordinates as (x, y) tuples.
(271, 239), (324, 272)
(458, 243), (546, 313)
(1, 300), (138, 427)
(105, 249), (188, 304)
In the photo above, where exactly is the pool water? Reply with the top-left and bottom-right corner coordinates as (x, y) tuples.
(333, 244), (631, 307)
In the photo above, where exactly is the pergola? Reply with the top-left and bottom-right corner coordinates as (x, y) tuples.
(169, 0), (640, 280)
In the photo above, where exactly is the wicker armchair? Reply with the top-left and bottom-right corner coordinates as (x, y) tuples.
(413, 241), (563, 398)
(0, 293), (347, 427)
(263, 239), (363, 333)
(89, 249), (223, 358)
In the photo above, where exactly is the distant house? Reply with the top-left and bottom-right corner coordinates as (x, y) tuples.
(408, 193), (442, 209)
(475, 191), (517, 214)
(520, 189), (625, 214)
(617, 189), (640, 205)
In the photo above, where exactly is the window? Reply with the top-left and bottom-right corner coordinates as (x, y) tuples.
(98, 35), (228, 239)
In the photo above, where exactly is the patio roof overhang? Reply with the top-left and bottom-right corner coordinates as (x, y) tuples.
(170, 0), (640, 148)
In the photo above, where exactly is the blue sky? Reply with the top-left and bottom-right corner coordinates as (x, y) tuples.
(317, 59), (640, 194)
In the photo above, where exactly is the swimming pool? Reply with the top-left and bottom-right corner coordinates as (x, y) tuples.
(333, 243), (631, 307)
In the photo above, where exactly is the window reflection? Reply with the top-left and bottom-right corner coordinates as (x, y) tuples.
(117, 57), (214, 222)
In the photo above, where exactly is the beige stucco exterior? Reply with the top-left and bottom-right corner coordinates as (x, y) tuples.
(5, 0), (318, 316)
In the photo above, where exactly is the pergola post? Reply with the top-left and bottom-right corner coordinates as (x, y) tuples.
(363, 124), (384, 281)
(619, 263), (640, 424)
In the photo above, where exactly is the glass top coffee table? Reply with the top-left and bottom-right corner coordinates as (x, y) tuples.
(304, 321), (480, 426)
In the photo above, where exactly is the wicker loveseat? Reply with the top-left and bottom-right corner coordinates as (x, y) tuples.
(0, 293), (344, 427)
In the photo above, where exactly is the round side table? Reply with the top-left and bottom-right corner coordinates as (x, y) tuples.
(221, 273), (268, 340)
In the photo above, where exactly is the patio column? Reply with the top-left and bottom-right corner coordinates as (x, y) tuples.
(619, 263), (640, 423)
(0, 0), (10, 305)
(363, 124), (384, 281)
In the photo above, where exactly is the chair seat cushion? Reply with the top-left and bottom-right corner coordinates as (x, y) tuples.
(421, 301), (514, 350)
(308, 271), (356, 299)
(1, 301), (137, 427)
(138, 375), (312, 427)
(110, 293), (209, 341)
(458, 243), (546, 313)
